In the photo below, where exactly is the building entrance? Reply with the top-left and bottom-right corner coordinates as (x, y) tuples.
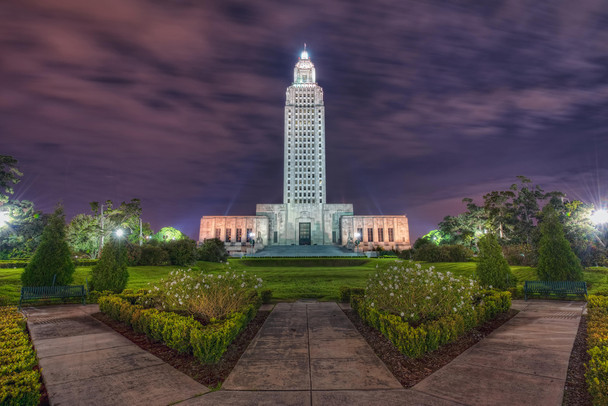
(299, 222), (311, 245)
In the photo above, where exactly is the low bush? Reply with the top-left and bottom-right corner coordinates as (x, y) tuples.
(365, 262), (482, 325)
(165, 239), (197, 266)
(413, 245), (473, 263)
(260, 289), (273, 304)
(143, 269), (262, 323)
(0, 306), (41, 406)
(139, 245), (170, 266)
(198, 238), (228, 263)
(339, 286), (366, 303)
(99, 295), (258, 363)
(586, 295), (608, 405)
(351, 290), (511, 358)
(502, 244), (536, 266)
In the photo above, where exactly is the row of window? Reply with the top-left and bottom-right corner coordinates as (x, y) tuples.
(355, 227), (395, 243)
(215, 228), (255, 243)
(288, 198), (321, 204)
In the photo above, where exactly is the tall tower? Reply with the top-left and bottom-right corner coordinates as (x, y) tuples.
(283, 45), (326, 205)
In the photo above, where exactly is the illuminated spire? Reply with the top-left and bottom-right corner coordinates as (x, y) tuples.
(301, 43), (309, 59)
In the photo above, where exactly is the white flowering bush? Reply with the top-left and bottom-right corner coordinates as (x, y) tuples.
(142, 269), (263, 323)
(365, 261), (482, 325)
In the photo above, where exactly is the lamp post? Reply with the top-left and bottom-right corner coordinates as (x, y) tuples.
(249, 232), (255, 254)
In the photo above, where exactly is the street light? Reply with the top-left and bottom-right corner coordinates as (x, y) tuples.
(115, 229), (124, 237)
(590, 209), (608, 225)
(0, 211), (8, 227)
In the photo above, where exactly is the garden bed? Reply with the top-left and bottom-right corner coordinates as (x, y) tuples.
(92, 309), (270, 387)
(344, 307), (518, 387)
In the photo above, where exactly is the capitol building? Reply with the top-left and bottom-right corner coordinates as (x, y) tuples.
(199, 47), (410, 255)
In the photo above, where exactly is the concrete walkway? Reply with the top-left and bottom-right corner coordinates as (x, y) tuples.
(25, 300), (585, 406)
(184, 300), (585, 406)
(23, 305), (209, 406)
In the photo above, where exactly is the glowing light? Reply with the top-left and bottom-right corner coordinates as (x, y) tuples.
(591, 209), (608, 225)
(354, 232), (361, 239)
(115, 229), (124, 237)
(301, 44), (309, 59)
(0, 211), (8, 227)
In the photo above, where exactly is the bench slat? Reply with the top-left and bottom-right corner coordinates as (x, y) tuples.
(20, 285), (86, 308)
(524, 281), (587, 301)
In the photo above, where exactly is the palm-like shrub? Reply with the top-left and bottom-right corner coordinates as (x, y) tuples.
(21, 207), (74, 286)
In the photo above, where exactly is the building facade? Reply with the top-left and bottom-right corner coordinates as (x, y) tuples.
(199, 47), (411, 253)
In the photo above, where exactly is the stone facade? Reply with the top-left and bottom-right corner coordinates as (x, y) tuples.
(341, 215), (411, 251)
(199, 47), (411, 253)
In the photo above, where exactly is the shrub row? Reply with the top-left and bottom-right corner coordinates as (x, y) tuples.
(586, 295), (608, 405)
(239, 258), (369, 267)
(0, 258), (97, 269)
(99, 295), (258, 363)
(0, 306), (40, 406)
(412, 244), (473, 263)
(351, 290), (511, 358)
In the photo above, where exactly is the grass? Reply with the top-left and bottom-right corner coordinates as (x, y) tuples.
(1, 259), (607, 304)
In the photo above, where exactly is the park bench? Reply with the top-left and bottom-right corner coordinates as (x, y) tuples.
(524, 280), (587, 301)
(19, 285), (87, 309)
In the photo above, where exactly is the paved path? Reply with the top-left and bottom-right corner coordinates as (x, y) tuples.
(183, 300), (585, 406)
(409, 300), (586, 406)
(26, 300), (585, 406)
(23, 305), (208, 406)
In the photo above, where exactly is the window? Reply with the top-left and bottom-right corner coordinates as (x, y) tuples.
(367, 228), (374, 242)
(357, 228), (363, 241)
(236, 228), (242, 242)
(378, 228), (384, 242)
(274, 231), (278, 243)
(246, 228), (252, 242)
(215, 228), (221, 240)
(332, 231), (336, 243)
(388, 228), (394, 242)
(225, 229), (231, 243)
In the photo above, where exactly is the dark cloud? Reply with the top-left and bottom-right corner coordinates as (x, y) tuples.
(1, 0), (607, 239)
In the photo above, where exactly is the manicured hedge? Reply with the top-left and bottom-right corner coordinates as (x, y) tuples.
(351, 290), (511, 358)
(239, 258), (369, 267)
(586, 295), (608, 405)
(99, 295), (259, 364)
(339, 286), (365, 303)
(0, 307), (40, 406)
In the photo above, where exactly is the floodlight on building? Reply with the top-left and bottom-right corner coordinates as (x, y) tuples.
(591, 209), (608, 225)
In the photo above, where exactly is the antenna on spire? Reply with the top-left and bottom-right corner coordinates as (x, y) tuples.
(304, 43), (307, 50)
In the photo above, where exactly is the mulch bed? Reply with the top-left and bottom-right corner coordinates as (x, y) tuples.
(343, 308), (519, 387)
(91, 310), (270, 388)
(562, 316), (592, 406)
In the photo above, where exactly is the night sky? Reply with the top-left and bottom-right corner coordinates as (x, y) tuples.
(2, 0), (608, 240)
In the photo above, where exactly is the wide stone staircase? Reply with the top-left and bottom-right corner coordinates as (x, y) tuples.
(248, 245), (364, 257)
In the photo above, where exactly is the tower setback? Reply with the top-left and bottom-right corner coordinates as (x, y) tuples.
(199, 47), (411, 255)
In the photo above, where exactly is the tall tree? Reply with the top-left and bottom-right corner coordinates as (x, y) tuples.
(537, 205), (583, 281)
(21, 207), (75, 286)
(90, 235), (129, 292)
(66, 214), (101, 259)
(0, 200), (47, 259)
(476, 234), (515, 289)
(0, 155), (22, 204)
(89, 199), (143, 257)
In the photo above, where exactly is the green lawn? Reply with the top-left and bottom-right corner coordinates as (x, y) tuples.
(1, 259), (607, 304)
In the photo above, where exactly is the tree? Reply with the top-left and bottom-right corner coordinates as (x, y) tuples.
(165, 238), (197, 266)
(21, 207), (75, 286)
(536, 205), (583, 281)
(66, 214), (100, 259)
(88, 199), (144, 257)
(476, 234), (515, 289)
(90, 236), (129, 292)
(153, 226), (186, 242)
(0, 155), (22, 204)
(198, 238), (227, 263)
(0, 200), (48, 259)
